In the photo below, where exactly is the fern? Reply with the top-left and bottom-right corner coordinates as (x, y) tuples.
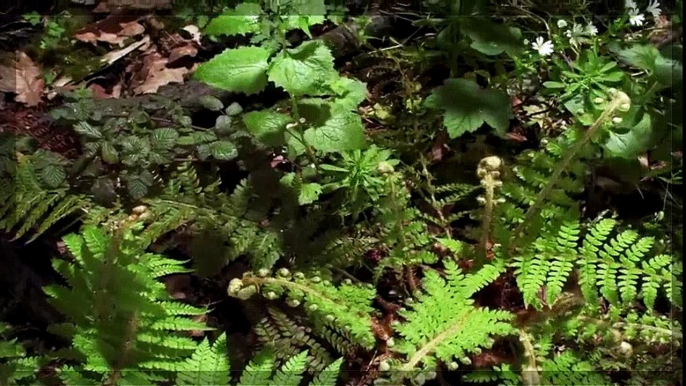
(176, 334), (230, 385)
(0, 154), (88, 242)
(0, 323), (40, 386)
(44, 223), (211, 384)
(389, 260), (515, 376)
(229, 269), (377, 349)
(255, 307), (336, 373)
(577, 218), (680, 310)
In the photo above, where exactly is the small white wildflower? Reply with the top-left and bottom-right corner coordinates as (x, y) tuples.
(566, 24), (586, 45)
(557, 20), (568, 28)
(586, 23), (598, 36)
(628, 7), (645, 26)
(523, 38), (530, 45)
(625, 0), (637, 9)
(646, 0), (661, 18)
(531, 37), (554, 56)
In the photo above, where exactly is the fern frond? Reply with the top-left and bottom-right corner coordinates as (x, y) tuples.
(393, 260), (515, 373)
(176, 334), (230, 386)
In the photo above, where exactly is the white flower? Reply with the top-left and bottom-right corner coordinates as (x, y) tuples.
(625, 0), (637, 9)
(531, 37), (554, 56)
(557, 20), (568, 28)
(586, 23), (598, 36)
(566, 24), (586, 45)
(646, 0), (661, 17)
(628, 7), (645, 26)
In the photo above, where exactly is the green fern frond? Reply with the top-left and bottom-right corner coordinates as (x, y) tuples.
(392, 260), (515, 373)
(230, 271), (377, 349)
(45, 224), (213, 384)
(176, 334), (230, 386)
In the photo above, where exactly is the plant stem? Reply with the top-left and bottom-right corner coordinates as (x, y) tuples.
(510, 91), (630, 253)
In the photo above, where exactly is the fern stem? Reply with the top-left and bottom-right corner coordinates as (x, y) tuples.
(510, 91), (631, 253)
(400, 312), (470, 372)
(518, 330), (541, 386)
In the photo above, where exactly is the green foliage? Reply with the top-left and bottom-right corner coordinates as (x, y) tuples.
(229, 268), (377, 349)
(0, 150), (89, 242)
(1, 3), (683, 386)
(0, 324), (40, 385)
(45, 224), (210, 384)
(424, 78), (512, 138)
(389, 260), (515, 374)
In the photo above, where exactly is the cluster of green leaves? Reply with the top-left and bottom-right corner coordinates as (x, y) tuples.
(50, 91), (242, 201)
(198, 1), (367, 158)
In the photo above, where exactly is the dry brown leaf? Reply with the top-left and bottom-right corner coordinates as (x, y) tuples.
(168, 44), (198, 63)
(74, 15), (145, 46)
(89, 83), (122, 99)
(133, 53), (188, 95)
(0, 52), (45, 106)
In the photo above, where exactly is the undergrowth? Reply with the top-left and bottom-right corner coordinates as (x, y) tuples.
(0, 0), (682, 385)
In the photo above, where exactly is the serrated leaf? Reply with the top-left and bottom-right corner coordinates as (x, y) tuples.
(276, 0), (327, 37)
(204, 3), (262, 37)
(618, 44), (659, 72)
(299, 182), (322, 205)
(40, 164), (66, 188)
(73, 122), (102, 140)
(424, 78), (512, 138)
(267, 40), (337, 96)
(330, 77), (368, 110)
(127, 173), (153, 200)
(210, 141), (238, 160)
(195, 46), (271, 95)
(243, 110), (293, 146)
(151, 128), (179, 149)
(303, 104), (366, 153)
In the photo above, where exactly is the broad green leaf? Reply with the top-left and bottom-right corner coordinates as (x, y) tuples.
(210, 141), (238, 160)
(298, 183), (322, 205)
(204, 3), (262, 37)
(40, 164), (66, 188)
(303, 104), (366, 152)
(195, 46), (271, 95)
(276, 0), (327, 37)
(618, 44), (659, 72)
(424, 78), (512, 138)
(604, 109), (654, 158)
(461, 18), (523, 56)
(243, 110), (293, 146)
(267, 41), (337, 96)
(330, 77), (368, 110)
